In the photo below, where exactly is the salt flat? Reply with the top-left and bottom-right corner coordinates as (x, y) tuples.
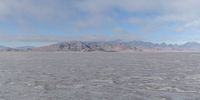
(0, 52), (200, 100)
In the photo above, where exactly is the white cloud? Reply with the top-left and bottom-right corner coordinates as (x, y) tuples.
(0, 0), (70, 20)
(1, 0), (200, 41)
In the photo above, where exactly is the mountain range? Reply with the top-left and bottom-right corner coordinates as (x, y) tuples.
(1, 41), (200, 52)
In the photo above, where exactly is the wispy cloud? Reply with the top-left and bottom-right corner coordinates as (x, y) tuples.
(0, 0), (200, 43)
(1, 0), (200, 28)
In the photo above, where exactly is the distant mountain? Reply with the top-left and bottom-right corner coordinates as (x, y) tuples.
(32, 40), (181, 52)
(1, 41), (200, 52)
(33, 41), (142, 52)
(34, 41), (200, 52)
(0, 45), (35, 51)
(0, 46), (18, 51)
(180, 42), (200, 49)
(16, 46), (35, 51)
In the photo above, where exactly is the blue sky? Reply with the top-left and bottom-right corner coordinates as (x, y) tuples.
(0, 0), (200, 47)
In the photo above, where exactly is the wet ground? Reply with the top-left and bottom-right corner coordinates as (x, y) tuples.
(0, 52), (200, 100)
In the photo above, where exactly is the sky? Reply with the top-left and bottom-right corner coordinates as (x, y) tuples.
(1, 0), (200, 47)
